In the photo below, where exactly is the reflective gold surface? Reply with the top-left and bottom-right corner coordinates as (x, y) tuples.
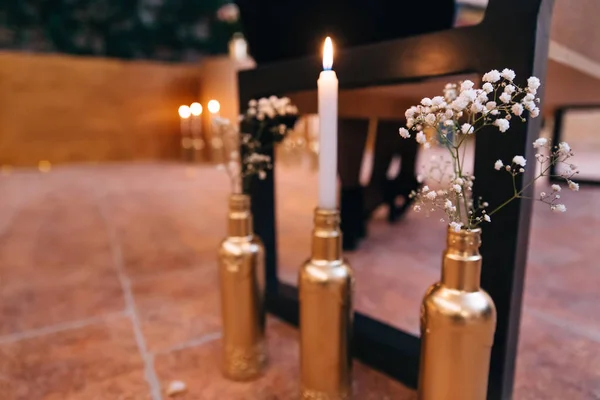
(218, 194), (266, 381)
(418, 227), (496, 400)
(299, 209), (354, 400)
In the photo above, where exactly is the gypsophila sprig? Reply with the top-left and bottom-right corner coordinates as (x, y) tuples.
(400, 69), (579, 232)
(216, 96), (299, 194)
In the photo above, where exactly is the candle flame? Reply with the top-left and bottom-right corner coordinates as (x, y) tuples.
(208, 100), (221, 114)
(323, 37), (333, 71)
(190, 102), (203, 116)
(178, 105), (191, 119)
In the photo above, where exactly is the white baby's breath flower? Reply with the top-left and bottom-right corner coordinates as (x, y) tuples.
(470, 102), (484, 113)
(501, 68), (516, 81)
(453, 184), (462, 193)
(406, 118), (415, 129)
(461, 80), (475, 91)
(523, 101), (536, 111)
(426, 191), (437, 200)
(483, 70), (501, 83)
(523, 93), (535, 102)
(494, 118), (510, 132)
(551, 204), (566, 213)
(558, 142), (571, 155)
(552, 184), (561, 192)
(445, 109), (453, 118)
(444, 199), (453, 210)
(247, 108), (257, 116)
(511, 103), (524, 116)
(432, 96), (445, 107)
(527, 76), (541, 92)
(444, 119), (454, 126)
(504, 84), (516, 94)
(482, 82), (494, 94)
(451, 97), (469, 111)
(248, 99), (257, 107)
(399, 128), (411, 139)
(486, 101), (497, 110)
(425, 113), (437, 125)
(422, 185), (430, 192)
(530, 107), (540, 118)
(540, 192), (547, 198)
(461, 89), (477, 102)
(483, 214), (491, 222)
(494, 160), (504, 170)
(532, 138), (548, 149)
(405, 106), (417, 119)
(414, 205), (422, 212)
(421, 97), (433, 106)
(258, 170), (267, 180)
(461, 123), (473, 134)
(499, 92), (512, 104)
(512, 155), (526, 167)
(449, 221), (463, 232)
(416, 131), (427, 145)
(455, 177), (464, 185)
(567, 180), (579, 191)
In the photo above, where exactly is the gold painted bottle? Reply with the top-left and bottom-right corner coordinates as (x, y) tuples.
(299, 209), (354, 400)
(218, 194), (266, 381)
(418, 227), (497, 400)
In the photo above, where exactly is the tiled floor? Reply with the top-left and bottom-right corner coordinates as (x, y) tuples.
(0, 162), (599, 399)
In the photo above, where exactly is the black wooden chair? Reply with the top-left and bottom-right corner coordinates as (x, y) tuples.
(238, 1), (555, 398)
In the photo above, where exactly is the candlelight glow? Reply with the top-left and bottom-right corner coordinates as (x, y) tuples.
(323, 37), (334, 70)
(208, 100), (221, 114)
(190, 102), (203, 116)
(178, 105), (191, 119)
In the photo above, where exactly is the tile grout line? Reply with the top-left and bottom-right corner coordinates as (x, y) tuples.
(94, 194), (163, 400)
(0, 311), (127, 345)
(526, 308), (600, 344)
(151, 331), (222, 356)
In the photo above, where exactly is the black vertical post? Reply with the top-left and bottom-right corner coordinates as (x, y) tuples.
(475, 2), (553, 399)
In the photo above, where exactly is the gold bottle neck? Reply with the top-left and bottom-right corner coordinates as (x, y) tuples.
(227, 194), (253, 237)
(311, 208), (342, 262)
(441, 227), (482, 292)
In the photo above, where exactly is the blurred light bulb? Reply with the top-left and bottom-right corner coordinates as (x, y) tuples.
(190, 102), (202, 116)
(208, 100), (221, 114)
(178, 105), (191, 119)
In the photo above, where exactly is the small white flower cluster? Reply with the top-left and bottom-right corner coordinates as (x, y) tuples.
(246, 96), (298, 122)
(400, 69), (541, 150)
(495, 138), (579, 214)
(216, 96), (300, 194)
(400, 69), (580, 230)
(409, 156), (487, 228)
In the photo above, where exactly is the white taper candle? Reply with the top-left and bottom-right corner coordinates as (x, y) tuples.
(317, 37), (339, 210)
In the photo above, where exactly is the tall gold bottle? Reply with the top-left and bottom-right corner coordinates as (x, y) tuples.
(299, 209), (354, 400)
(418, 227), (496, 400)
(218, 194), (266, 381)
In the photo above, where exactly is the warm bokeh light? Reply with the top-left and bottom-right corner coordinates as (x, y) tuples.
(178, 105), (191, 119)
(190, 102), (203, 116)
(323, 37), (333, 70)
(208, 100), (221, 114)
